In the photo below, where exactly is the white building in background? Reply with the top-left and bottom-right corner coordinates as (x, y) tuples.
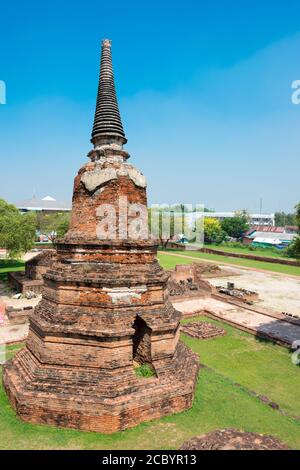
(190, 212), (275, 227)
(16, 195), (71, 213)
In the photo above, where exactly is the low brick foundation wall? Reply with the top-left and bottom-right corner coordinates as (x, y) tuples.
(200, 247), (300, 267)
(162, 242), (188, 250)
(6, 305), (34, 324)
(7, 272), (44, 295)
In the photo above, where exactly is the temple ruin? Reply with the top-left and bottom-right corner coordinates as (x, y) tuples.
(8, 250), (56, 295)
(3, 39), (199, 433)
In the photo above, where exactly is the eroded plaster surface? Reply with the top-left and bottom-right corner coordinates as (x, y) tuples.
(81, 163), (147, 192)
(103, 286), (147, 304)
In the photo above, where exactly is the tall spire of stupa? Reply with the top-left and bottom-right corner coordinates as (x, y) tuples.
(91, 39), (127, 147)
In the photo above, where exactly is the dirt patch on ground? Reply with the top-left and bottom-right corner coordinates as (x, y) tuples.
(180, 428), (289, 450)
(209, 266), (300, 316)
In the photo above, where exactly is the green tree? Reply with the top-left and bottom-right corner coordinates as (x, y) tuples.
(37, 212), (70, 242)
(221, 215), (249, 239)
(287, 203), (300, 259)
(56, 219), (70, 239)
(0, 199), (36, 258)
(275, 211), (296, 227)
(148, 208), (188, 248)
(204, 218), (226, 244)
(295, 203), (300, 228)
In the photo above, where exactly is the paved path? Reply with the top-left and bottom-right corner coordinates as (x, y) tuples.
(173, 297), (300, 347)
(0, 323), (28, 345)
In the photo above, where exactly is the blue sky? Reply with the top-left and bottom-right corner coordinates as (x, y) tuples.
(0, 0), (300, 213)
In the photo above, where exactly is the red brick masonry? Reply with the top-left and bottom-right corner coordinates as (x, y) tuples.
(3, 156), (199, 433)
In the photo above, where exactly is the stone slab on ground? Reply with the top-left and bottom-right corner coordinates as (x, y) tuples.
(181, 321), (226, 339)
(173, 297), (300, 347)
(180, 428), (289, 450)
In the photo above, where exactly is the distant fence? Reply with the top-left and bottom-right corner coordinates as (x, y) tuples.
(160, 242), (201, 251)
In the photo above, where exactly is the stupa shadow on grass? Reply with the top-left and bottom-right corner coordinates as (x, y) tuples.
(3, 39), (199, 433)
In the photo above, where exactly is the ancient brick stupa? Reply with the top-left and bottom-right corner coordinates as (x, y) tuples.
(3, 40), (199, 433)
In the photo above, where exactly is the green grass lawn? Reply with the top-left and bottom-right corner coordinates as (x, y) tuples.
(158, 250), (300, 276)
(203, 243), (292, 260)
(1, 321), (300, 449)
(182, 316), (300, 417)
(0, 260), (25, 282)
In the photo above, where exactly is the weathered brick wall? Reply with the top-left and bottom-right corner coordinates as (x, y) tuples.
(168, 263), (212, 298)
(3, 161), (199, 433)
(25, 250), (56, 280)
(67, 161), (148, 242)
(8, 272), (44, 295)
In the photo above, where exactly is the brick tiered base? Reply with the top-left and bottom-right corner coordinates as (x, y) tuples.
(3, 239), (199, 433)
(3, 341), (198, 433)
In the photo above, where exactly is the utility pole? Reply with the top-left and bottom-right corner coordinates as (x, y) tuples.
(260, 198), (263, 215)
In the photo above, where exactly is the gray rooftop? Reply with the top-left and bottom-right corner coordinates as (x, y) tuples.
(16, 196), (71, 212)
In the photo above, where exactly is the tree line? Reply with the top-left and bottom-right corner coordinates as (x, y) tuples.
(1, 198), (300, 260)
(0, 199), (70, 258)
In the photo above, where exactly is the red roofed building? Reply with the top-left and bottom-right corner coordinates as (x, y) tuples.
(243, 225), (297, 247)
